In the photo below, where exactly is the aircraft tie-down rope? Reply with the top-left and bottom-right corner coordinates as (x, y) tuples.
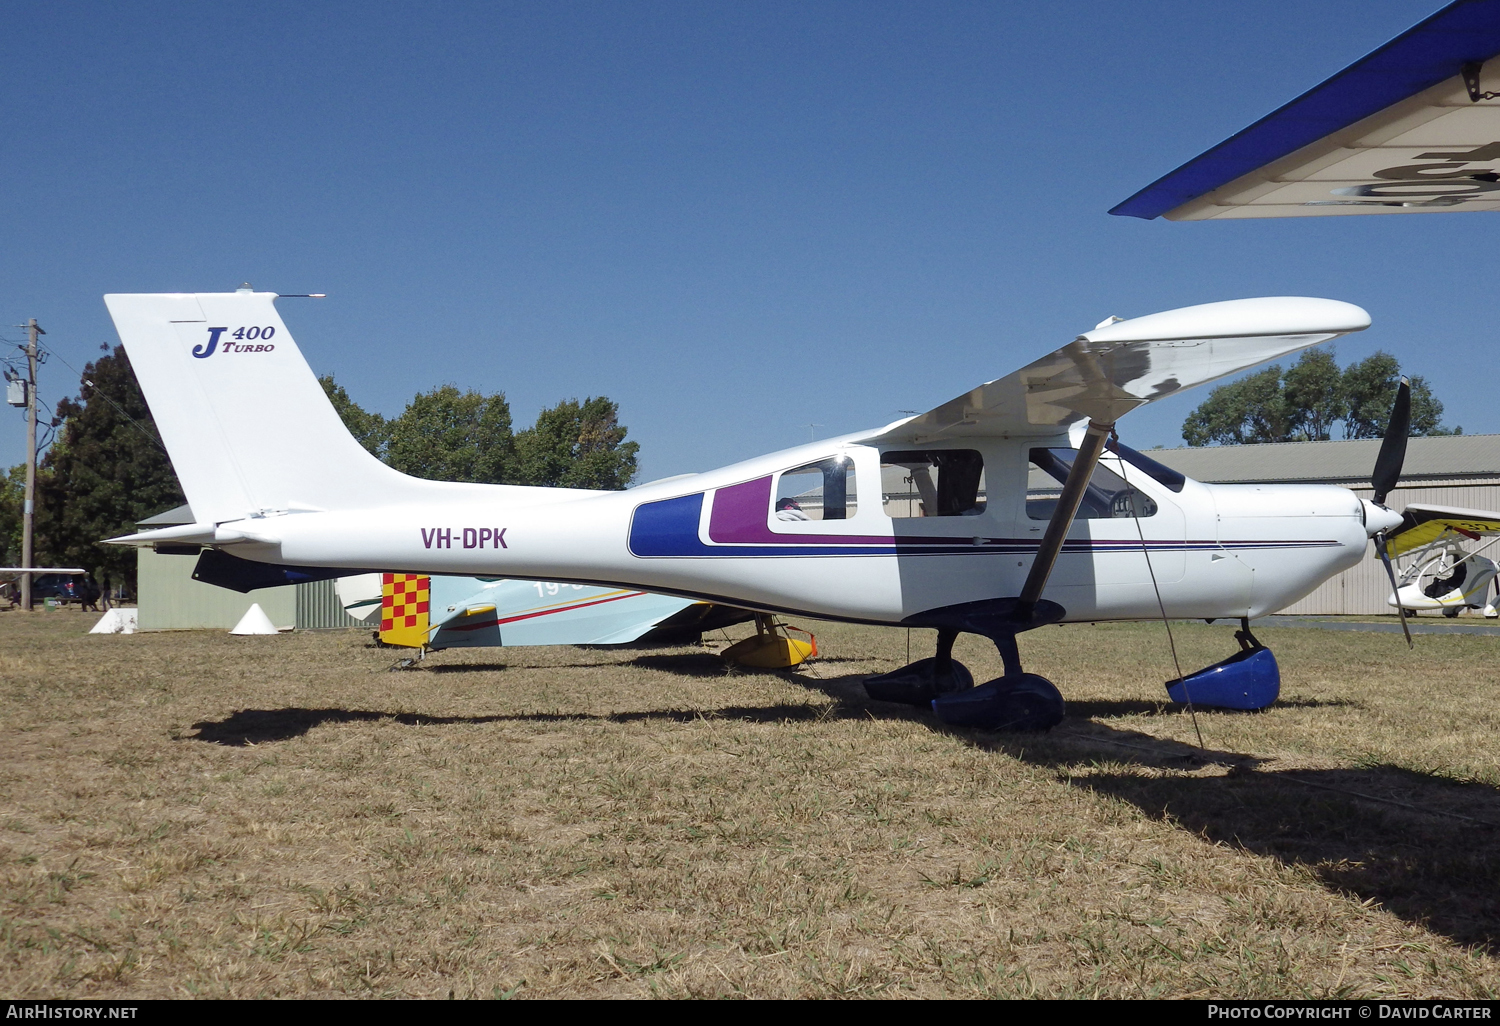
(1111, 427), (1204, 749)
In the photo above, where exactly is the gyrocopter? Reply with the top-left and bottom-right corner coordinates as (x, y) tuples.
(103, 0), (1500, 731)
(1382, 506), (1500, 618)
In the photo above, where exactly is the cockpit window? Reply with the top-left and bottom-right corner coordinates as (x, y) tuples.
(881, 450), (985, 518)
(1027, 448), (1157, 520)
(774, 457), (856, 521)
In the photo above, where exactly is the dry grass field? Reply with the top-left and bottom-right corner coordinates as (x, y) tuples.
(2, 608), (1499, 999)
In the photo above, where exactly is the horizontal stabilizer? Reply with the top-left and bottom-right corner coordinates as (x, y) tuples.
(0, 567), (87, 574)
(1113, 0), (1500, 220)
(872, 297), (1369, 442)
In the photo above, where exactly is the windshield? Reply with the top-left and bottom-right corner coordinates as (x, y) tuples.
(1027, 448), (1158, 520)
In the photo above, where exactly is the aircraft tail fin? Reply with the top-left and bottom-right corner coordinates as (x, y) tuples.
(104, 291), (471, 524)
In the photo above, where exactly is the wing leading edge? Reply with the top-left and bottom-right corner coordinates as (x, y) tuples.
(1112, 0), (1500, 220)
(870, 297), (1369, 444)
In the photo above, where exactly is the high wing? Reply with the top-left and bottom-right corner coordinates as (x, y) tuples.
(1385, 503), (1500, 557)
(869, 297), (1369, 443)
(1112, 0), (1500, 221)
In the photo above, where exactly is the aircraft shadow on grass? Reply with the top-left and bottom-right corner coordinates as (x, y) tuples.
(807, 670), (1500, 953)
(187, 700), (839, 747)
(1045, 753), (1500, 954)
(185, 650), (1499, 953)
(417, 653), (876, 678)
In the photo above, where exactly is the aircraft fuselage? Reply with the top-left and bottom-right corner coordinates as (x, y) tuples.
(227, 433), (1370, 625)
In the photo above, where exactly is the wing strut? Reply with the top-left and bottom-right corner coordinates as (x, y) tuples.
(1016, 419), (1112, 622)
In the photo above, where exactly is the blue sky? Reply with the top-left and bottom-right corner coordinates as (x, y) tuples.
(1, 1), (1487, 481)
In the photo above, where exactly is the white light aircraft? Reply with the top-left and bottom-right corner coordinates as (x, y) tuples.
(105, 289), (1398, 729)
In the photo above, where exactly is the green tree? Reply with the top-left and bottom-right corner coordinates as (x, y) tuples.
(319, 374), (388, 457)
(0, 464), (25, 566)
(1184, 348), (1456, 445)
(1340, 352), (1448, 438)
(512, 397), (639, 489)
(35, 346), (185, 594)
(1181, 366), (1289, 446)
(1282, 348), (1344, 442)
(385, 384), (514, 483)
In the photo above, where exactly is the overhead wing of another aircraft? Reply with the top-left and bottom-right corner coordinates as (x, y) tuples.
(869, 297), (1369, 442)
(1385, 502), (1500, 557)
(1112, 0), (1500, 220)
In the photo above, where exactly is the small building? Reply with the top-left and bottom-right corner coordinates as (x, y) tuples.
(135, 505), (362, 631)
(1154, 434), (1500, 614)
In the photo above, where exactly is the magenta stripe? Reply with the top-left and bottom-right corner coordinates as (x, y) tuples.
(707, 476), (896, 545)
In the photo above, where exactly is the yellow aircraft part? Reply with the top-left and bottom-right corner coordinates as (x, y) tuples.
(722, 615), (817, 668)
(381, 573), (430, 649)
(1386, 513), (1500, 558)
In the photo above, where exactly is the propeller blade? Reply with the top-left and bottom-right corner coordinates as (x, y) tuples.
(1376, 532), (1414, 650)
(1371, 377), (1411, 506)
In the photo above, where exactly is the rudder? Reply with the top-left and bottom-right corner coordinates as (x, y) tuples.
(105, 290), (417, 524)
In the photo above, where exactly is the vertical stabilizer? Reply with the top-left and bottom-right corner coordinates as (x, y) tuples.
(107, 292), (434, 524)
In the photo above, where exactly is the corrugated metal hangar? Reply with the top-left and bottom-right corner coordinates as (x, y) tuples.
(136, 505), (362, 631)
(1154, 434), (1500, 615)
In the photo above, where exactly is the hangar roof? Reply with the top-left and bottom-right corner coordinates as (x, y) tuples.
(1150, 433), (1500, 488)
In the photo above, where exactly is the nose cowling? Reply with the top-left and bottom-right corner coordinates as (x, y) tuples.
(1361, 499), (1403, 537)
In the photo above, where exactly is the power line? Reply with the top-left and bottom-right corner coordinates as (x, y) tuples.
(40, 344), (169, 456)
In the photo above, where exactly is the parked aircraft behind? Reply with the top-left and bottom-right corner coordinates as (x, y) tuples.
(335, 572), (758, 651)
(1382, 505), (1500, 617)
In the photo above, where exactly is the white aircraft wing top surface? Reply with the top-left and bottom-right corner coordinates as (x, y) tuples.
(868, 297), (1368, 443)
(1113, 0), (1500, 220)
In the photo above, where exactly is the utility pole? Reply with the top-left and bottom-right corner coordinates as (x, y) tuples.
(20, 318), (42, 611)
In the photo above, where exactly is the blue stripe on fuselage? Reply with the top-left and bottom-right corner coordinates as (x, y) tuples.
(627, 493), (1343, 559)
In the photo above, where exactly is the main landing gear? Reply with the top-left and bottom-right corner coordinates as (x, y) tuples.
(862, 599), (1067, 732)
